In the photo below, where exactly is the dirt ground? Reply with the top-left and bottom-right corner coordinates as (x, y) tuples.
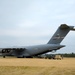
(0, 57), (75, 75)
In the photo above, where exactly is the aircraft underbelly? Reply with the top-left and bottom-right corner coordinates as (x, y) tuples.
(23, 44), (60, 56)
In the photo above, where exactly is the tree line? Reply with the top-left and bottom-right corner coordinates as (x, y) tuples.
(58, 53), (75, 57)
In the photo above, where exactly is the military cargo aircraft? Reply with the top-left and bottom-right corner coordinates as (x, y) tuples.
(0, 24), (75, 58)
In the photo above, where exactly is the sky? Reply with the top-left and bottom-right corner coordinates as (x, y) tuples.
(0, 0), (75, 53)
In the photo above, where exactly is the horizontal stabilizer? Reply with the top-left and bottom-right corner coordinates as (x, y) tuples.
(60, 24), (69, 29)
(71, 28), (75, 31)
(60, 24), (75, 30)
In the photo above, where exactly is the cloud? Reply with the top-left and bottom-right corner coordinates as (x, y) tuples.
(0, 0), (75, 53)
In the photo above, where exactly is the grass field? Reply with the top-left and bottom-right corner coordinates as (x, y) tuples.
(0, 57), (75, 75)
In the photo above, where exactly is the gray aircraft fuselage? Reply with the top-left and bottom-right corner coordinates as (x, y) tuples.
(0, 24), (75, 58)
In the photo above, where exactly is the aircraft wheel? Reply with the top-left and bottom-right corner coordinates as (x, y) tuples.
(22, 56), (25, 58)
(3, 56), (5, 58)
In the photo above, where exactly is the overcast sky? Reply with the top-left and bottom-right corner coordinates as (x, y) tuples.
(0, 0), (75, 53)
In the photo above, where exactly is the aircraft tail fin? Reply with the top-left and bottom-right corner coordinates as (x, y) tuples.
(48, 24), (75, 44)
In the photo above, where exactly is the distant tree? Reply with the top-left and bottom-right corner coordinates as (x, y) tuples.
(60, 53), (75, 57)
